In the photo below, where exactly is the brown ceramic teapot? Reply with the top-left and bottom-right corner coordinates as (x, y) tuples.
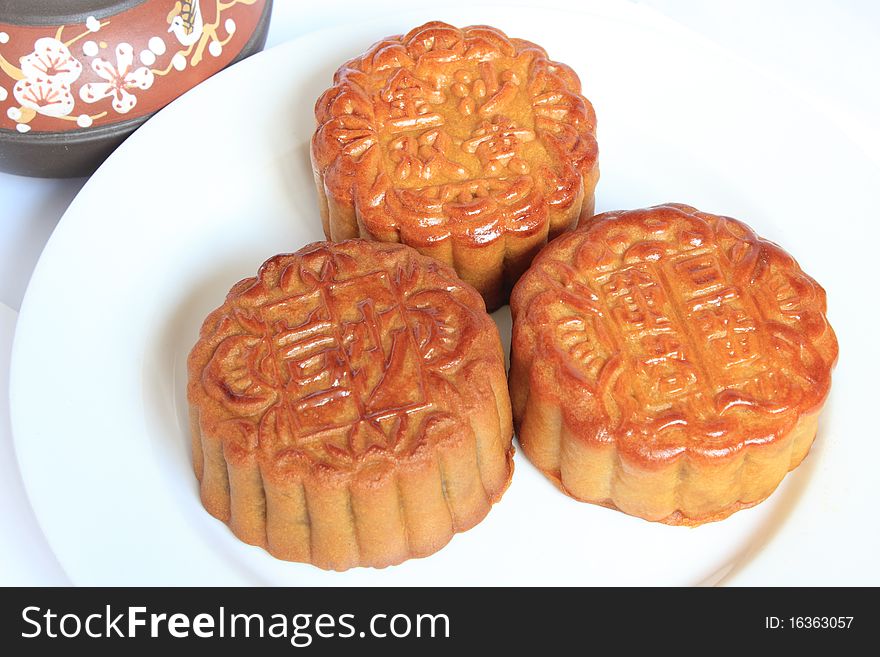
(0, 0), (272, 177)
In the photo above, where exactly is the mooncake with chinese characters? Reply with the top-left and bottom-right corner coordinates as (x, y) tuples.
(188, 240), (513, 569)
(509, 204), (837, 525)
(311, 21), (599, 310)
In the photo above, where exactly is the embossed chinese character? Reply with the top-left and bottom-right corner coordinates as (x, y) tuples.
(693, 302), (759, 370)
(389, 128), (469, 183)
(463, 117), (535, 175)
(602, 267), (671, 332)
(379, 68), (445, 134)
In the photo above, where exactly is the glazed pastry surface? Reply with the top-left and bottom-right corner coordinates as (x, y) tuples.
(510, 203), (838, 524)
(188, 240), (513, 569)
(312, 21), (599, 310)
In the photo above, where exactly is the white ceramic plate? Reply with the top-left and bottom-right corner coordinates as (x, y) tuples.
(12, 3), (880, 585)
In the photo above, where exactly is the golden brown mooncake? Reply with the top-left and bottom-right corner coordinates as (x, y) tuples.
(311, 21), (599, 311)
(509, 204), (838, 525)
(188, 240), (514, 570)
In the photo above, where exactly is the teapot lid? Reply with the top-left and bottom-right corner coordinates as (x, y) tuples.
(2, 1), (147, 26)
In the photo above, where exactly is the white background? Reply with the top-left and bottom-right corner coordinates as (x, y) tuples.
(1, 0), (877, 585)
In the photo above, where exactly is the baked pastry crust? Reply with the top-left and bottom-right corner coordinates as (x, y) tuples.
(510, 204), (838, 524)
(188, 240), (513, 569)
(311, 21), (599, 310)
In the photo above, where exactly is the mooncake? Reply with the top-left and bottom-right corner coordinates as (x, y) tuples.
(509, 204), (837, 524)
(311, 21), (599, 310)
(188, 240), (513, 569)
